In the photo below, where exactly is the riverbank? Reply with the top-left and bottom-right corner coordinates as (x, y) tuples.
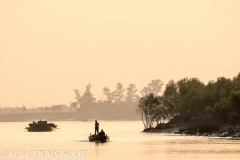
(0, 112), (140, 122)
(143, 121), (240, 137)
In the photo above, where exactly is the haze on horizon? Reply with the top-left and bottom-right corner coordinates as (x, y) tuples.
(0, 0), (239, 107)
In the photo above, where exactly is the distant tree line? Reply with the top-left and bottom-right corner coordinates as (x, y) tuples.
(72, 79), (164, 117)
(41, 105), (65, 112)
(0, 104), (68, 114)
(136, 73), (240, 131)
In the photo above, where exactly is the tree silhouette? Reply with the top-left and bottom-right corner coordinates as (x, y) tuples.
(136, 93), (166, 129)
(112, 83), (125, 104)
(102, 87), (113, 102)
(125, 84), (139, 103)
(74, 89), (81, 107)
(140, 79), (164, 96)
(78, 83), (96, 113)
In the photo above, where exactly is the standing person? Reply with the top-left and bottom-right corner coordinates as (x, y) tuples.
(95, 120), (99, 135)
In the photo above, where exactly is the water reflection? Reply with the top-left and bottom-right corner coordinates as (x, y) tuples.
(95, 142), (100, 156)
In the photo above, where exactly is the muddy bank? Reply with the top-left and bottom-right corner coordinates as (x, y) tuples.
(143, 121), (240, 137)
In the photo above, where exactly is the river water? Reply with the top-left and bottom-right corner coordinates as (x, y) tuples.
(0, 121), (240, 160)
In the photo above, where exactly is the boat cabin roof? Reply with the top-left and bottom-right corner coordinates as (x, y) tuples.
(38, 120), (47, 124)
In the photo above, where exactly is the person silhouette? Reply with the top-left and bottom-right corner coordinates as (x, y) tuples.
(99, 129), (105, 136)
(95, 120), (99, 135)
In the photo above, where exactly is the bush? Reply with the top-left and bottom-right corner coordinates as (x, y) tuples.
(229, 111), (239, 121)
(187, 114), (221, 135)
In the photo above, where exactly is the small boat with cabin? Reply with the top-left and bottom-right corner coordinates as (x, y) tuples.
(25, 120), (58, 132)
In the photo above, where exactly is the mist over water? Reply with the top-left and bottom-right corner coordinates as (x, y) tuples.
(1, 121), (240, 160)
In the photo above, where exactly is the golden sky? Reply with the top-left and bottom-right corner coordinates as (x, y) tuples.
(0, 0), (240, 107)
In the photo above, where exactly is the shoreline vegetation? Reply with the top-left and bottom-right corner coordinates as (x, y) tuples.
(1, 73), (240, 138)
(137, 72), (240, 137)
(143, 116), (240, 137)
(0, 112), (140, 122)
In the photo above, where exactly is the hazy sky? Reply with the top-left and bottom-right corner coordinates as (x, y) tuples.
(1, 0), (239, 107)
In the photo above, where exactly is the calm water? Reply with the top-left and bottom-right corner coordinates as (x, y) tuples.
(1, 121), (240, 160)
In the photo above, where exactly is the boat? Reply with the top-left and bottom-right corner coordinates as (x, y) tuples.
(25, 120), (58, 132)
(88, 133), (110, 142)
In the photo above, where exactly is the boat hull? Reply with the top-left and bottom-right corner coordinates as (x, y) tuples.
(26, 121), (57, 132)
(88, 135), (110, 142)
